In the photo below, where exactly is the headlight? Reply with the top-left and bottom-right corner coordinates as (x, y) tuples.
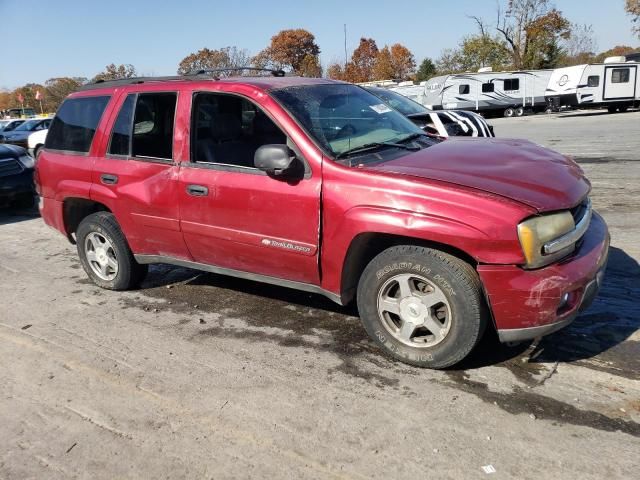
(517, 211), (575, 269)
(18, 155), (35, 169)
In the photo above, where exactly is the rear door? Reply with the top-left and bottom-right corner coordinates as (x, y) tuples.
(177, 90), (322, 284)
(603, 65), (637, 100)
(90, 90), (190, 259)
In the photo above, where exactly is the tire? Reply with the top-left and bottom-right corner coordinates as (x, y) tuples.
(503, 107), (515, 118)
(76, 212), (148, 290)
(607, 106), (618, 114)
(34, 145), (43, 159)
(515, 106), (525, 117)
(619, 106), (629, 113)
(357, 245), (487, 369)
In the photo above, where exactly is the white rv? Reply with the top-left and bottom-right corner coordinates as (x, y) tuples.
(545, 57), (640, 112)
(392, 69), (553, 117)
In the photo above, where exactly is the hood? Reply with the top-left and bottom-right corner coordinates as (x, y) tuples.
(366, 137), (589, 212)
(0, 143), (26, 159)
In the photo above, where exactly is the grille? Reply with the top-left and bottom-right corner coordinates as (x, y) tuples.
(0, 159), (24, 177)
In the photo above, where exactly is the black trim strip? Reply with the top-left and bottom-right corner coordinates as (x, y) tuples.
(133, 254), (343, 304)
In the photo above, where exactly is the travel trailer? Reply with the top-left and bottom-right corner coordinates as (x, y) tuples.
(545, 57), (640, 112)
(392, 69), (553, 117)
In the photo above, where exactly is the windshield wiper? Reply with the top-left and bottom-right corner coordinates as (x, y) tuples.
(336, 141), (420, 159)
(396, 132), (427, 143)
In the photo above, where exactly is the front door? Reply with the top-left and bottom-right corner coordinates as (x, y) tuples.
(604, 66), (637, 100)
(178, 91), (321, 284)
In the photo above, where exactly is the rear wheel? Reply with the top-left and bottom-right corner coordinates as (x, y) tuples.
(619, 106), (629, 113)
(503, 107), (515, 118)
(76, 212), (147, 290)
(357, 245), (487, 369)
(515, 106), (525, 117)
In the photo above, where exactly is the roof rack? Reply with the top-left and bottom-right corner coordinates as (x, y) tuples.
(79, 68), (287, 91)
(189, 67), (286, 78)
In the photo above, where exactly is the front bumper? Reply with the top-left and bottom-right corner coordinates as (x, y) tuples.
(0, 168), (35, 204)
(478, 212), (609, 343)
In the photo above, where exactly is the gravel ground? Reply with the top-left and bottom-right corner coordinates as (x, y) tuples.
(1, 110), (639, 479)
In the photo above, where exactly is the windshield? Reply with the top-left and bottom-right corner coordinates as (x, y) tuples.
(367, 88), (429, 116)
(4, 120), (25, 131)
(270, 84), (426, 158)
(13, 120), (39, 131)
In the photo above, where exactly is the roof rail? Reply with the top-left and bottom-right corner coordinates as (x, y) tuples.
(189, 67), (286, 78)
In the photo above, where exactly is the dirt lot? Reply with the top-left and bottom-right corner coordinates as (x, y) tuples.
(1, 110), (639, 479)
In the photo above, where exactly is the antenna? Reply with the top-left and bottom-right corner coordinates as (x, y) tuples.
(344, 24), (348, 68)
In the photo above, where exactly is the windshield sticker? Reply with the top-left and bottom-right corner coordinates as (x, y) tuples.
(370, 104), (393, 114)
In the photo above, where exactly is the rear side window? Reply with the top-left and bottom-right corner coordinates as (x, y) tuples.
(45, 96), (110, 153)
(611, 68), (630, 83)
(459, 84), (470, 95)
(504, 79), (520, 91)
(108, 94), (135, 156)
(587, 75), (600, 87)
(132, 93), (177, 160)
(482, 83), (495, 93)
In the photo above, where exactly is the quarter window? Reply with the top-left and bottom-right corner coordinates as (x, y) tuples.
(587, 75), (600, 87)
(611, 68), (630, 83)
(132, 93), (177, 160)
(459, 84), (470, 95)
(504, 79), (520, 91)
(482, 83), (495, 93)
(45, 96), (110, 153)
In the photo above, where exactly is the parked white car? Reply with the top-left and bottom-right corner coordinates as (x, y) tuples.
(28, 128), (48, 158)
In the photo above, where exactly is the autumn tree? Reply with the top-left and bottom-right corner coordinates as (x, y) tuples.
(494, 0), (571, 69)
(626, 0), (640, 37)
(92, 64), (137, 82)
(389, 44), (416, 79)
(326, 62), (346, 80)
(253, 29), (321, 76)
(177, 47), (250, 75)
(372, 46), (395, 80)
(349, 38), (379, 82)
(45, 77), (86, 110)
(436, 48), (464, 75)
(415, 58), (437, 81)
(594, 45), (639, 63)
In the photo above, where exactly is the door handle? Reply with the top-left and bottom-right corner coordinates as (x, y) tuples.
(186, 184), (208, 196)
(100, 174), (118, 185)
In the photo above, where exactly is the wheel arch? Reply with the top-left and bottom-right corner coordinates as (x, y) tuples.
(339, 231), (478, 306)
(62, 197), (112, 244)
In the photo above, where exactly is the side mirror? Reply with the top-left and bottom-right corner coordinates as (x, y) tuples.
(254, 144), (300, 177)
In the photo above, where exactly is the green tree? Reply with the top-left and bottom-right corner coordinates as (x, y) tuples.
(415, 58), (437, 81)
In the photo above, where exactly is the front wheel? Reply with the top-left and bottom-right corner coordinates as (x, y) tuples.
(357, 245), (487, 369)
(76, 212), (148, 290)
(503, 107), (515, 118)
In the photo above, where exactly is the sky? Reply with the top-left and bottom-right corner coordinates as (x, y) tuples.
(0, 0), (637, 88)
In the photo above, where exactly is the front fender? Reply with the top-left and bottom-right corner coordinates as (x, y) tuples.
(320, 205), (526, 296)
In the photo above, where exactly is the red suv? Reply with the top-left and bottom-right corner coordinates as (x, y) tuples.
(36, 70), (609, 368)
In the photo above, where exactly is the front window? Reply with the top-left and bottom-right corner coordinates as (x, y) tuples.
(13, 120), (39, 131)
(587, 75), (600, 87)
(270, 84), (427, 161)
